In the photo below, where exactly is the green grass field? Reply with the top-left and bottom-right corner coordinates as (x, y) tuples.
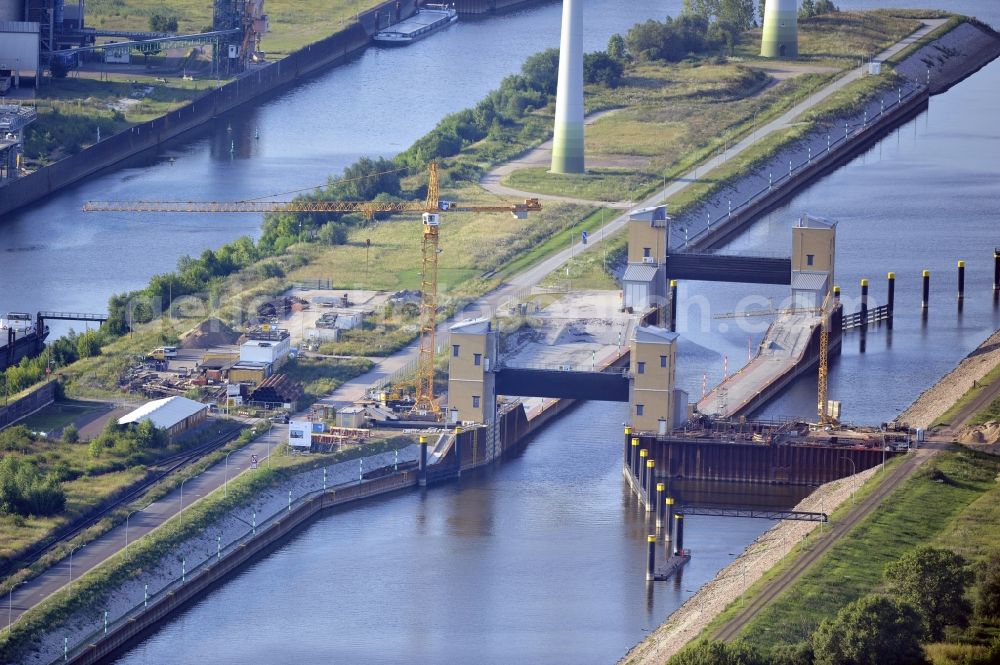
(709, 449), (1000, 659)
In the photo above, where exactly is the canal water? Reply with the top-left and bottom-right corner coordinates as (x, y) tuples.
(115, 401), (775, 665)
(676, 57), (1000, 426)
(0, 0), (995, 661)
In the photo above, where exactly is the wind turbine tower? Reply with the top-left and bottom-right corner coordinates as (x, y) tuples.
(760, 0), (798, 58)
(550, 0), (585, 174)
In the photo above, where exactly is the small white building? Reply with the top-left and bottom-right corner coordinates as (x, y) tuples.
(240, 330), (291, 366)
(118, 396), (209, 440)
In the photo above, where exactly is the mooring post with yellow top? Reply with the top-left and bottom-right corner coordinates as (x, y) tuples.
(673, 513), (685, 556)
(993, 250), (1000, 298)
(638, 449), (648, 492)
(645, 459), (655, 512)
(665, 497), (675, 543)
(860, 279), (869, 329)
(418, 435), (428, 487)
(655, 483), (666, 529)
(646, 535), (657, 581)
(957, 260), (966, 302)
(922, 270), (931, 309)
(887, 272), (895, 329)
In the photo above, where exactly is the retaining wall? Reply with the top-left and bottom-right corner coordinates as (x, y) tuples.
(0, 380), (57, 429)
(69, 470), (418, 665)
(0, 0), (417, 218)
(637, 434), (899, 485)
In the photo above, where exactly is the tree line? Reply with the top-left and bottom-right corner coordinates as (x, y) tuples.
(669, 545), (1000, 665)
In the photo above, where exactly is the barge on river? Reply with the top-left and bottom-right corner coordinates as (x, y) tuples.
(374, 4), (458, 45)
(1, 312), (48, 371)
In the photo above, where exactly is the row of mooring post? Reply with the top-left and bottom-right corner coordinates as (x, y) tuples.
(848, 256), (992, 335)
(626, 429), (690, 581)
(646, 513), (686, 581)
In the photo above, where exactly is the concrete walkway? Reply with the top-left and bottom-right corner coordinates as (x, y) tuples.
(6, 422), (287, 628)
(5, 18), (946, 634)
(698, 312), (819, 417)
(481, 20), (944, 210)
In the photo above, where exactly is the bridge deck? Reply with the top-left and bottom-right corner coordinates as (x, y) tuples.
(697, 312), (819, 418)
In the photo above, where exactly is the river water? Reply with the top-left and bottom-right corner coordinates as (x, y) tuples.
(1, 0), (996, 661)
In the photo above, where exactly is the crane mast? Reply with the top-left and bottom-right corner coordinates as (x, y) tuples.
(83, 162), (541, 419)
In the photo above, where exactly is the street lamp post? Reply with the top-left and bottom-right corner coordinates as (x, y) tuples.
(840, 456), (857, 504)
(225, 451), (236, 497)
(267, 423), (273, 468)
(8, 581), (25, 633)
(752, 109), (758, 143)
(68, 544), (83, 590)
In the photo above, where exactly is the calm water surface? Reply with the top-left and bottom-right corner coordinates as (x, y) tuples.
(115, 401), (772, 665)
(1, 1), (995, 661)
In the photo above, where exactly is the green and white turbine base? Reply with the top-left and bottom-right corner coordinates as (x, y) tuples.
(760, 0), (798, 59)
(550, 0), (585, 174)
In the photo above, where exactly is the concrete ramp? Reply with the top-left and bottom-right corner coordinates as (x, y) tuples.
(698, 312), (821, 418)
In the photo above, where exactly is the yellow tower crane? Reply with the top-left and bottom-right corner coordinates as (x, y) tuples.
(816, 290), (837, 426)
(84, 163), (542, 416)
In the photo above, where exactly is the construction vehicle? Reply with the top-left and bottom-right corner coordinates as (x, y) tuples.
(148, 346), (178, 360)
(85, 163), (541, 417)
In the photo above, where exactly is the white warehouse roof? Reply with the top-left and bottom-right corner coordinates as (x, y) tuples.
(118, 396), (207, 429)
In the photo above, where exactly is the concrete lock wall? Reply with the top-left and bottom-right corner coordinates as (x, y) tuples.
(639, 434), (900, 485)
(0, 379), (57, 429)
(0, 0), (416, 219)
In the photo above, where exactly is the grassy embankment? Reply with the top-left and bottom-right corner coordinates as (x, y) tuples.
(500, 10), (922, 205)
(0, 431), (415, 664)
(691, 447), (1000, 663)
(24, 0), (383, 167)
(544, 12), (960, 287)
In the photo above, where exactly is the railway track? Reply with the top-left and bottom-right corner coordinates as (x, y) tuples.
(712, 447), (934, 643)
(1, 421), (247, 580)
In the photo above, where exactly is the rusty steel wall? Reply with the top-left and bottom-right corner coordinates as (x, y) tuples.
(636, 434), (900, 486)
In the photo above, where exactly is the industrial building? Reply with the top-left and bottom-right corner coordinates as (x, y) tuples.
(240, 328), (291, 368)
(118, 395), (209, 440)
(0, 0), (269, 90)
(0, 104), (35, 181)
(0, 20), (40, 88)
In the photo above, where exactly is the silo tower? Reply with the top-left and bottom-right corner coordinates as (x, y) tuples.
(761, 0), (798, 58)
(550, 0), (584, 174)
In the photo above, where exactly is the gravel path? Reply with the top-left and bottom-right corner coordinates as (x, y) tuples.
(620, 465), (879, 664)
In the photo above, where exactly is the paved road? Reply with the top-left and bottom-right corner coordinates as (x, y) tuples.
(6, 422), (286, 627)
